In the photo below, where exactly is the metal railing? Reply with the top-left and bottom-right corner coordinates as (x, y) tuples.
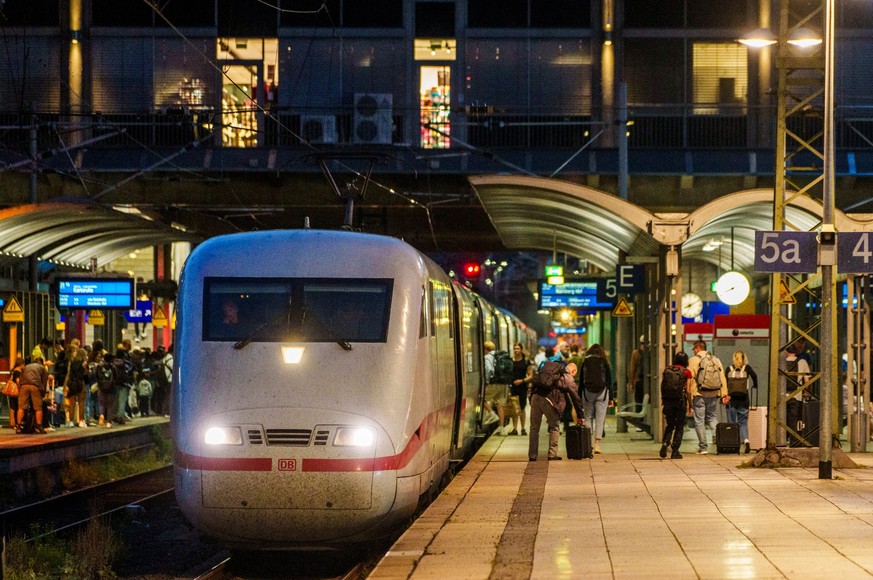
(2, 105), (873, 154)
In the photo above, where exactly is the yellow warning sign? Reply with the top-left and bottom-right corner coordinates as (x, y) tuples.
(88, 310), (105, 326)
(612, 296), (634, 317)
(779, 280), (796, 305)
(152, 308), (168, 328)
(2, 296), (24, 323)
(171, 310), (176, 330)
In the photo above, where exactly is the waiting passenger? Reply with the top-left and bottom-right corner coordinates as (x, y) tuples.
(4, 358), (24, 429)
(533, 346), (547, 368)
(724, 350), (758, 454)
(628, 336), (648, 421)
(689, 340), (727, 454)
(64, 347), (89, 428)
(16, 357), (50, 434)
(528, 362), (584, 461)
(580, 343), (613, 454)
(507, 343), (533, 436)
(660, 351), (692, 459)
(484, 341), (508, 436)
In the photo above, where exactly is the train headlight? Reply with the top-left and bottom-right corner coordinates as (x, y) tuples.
(281, 346), (305, 364)
(204, 426), (243, 445)
(334, 427), (375, 447)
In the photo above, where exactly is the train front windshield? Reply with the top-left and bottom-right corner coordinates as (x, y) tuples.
(203, 277), (393, 343)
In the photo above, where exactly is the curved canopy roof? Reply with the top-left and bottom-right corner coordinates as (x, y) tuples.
(0, 202), (200, 269)
(469, 176), (864, 274)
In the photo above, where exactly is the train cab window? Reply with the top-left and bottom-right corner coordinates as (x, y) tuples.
(203, 277), (393, 343)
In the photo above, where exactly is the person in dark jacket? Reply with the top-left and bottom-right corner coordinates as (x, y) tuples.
(660, 351), (692, 459)
(16, 358), (50, 434)
(528, 362), (584, 461)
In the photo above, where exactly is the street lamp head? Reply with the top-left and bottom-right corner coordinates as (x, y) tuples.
(787, 27), (822, 48)
(738, 28), (777, 48)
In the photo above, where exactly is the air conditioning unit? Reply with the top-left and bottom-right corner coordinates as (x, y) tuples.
(353, 93), (393, 144)
(300, 115), (337, 144)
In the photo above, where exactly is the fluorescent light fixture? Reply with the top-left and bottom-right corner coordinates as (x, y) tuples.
(787, 27), (822, 48)
(204, 426), (242, 445)
(738, 28), (776, 48)
(281, 345), (305, 364)
(334, 427), (375, 447)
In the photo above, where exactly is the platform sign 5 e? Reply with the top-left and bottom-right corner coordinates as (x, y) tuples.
(838, 232), (873, 274)
(754, 231), (818, 273)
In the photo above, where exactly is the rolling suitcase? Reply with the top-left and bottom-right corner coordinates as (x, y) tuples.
(716, 422), (741, 454)
(566, 423), (593, 459)
(747, 406), (767, 451)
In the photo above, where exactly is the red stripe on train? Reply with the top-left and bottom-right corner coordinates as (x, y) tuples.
(175, 452), (272, 471)
(175, 403), (454, 473)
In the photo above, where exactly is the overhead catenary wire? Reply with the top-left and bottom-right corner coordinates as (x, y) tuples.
(143, 0), (441, 249)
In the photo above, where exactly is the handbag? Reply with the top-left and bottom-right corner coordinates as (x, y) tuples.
(2, 379), (18, 397)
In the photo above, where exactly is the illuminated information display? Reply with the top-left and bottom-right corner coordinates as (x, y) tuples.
(538, 279), (612, 310)
(57, 278), (135, 309)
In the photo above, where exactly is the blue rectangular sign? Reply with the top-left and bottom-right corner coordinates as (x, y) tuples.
(125, 300), (153, 323)
(538, 279), (613, 310)
(56, 278), (135, 309)
(838, 232), (873, 274)
(754, 231), (818, 273)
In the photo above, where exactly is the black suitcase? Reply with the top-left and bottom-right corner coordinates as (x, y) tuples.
(716, 422), (741, 454)
(566, 423), (593, 459)
(19, 403), (36, 434)
(789, 401), (820, 447)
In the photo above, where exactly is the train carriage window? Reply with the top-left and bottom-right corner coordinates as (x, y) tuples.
(203, 277), (392, 343)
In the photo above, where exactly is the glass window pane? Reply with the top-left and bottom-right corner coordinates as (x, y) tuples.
(203, 278), (392, 343)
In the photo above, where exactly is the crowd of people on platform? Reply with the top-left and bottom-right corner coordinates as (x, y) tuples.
(3, 336), (173, 435)
(479, 335), (873, 460)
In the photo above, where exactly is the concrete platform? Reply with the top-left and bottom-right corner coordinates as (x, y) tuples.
(370, 418), (873, 580)
(0, 416), (170, 499)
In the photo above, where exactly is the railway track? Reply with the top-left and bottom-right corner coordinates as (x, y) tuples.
(1, 464), (175, 540)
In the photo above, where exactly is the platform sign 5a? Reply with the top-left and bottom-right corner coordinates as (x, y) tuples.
(754, 231), (818, 273)
(838, 232), (873, 273)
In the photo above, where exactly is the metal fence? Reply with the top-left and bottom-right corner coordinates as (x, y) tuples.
(2, 105), (873, 153)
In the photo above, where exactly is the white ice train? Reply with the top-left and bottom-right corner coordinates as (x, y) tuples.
(172, 229), (535, 550)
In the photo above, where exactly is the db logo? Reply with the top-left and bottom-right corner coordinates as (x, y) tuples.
(277, 459), (297, 471)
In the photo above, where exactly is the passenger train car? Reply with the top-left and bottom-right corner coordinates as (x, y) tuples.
(172, 229), (535, 550)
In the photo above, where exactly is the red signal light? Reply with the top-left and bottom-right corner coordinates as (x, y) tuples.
(463, 263), (481, 277)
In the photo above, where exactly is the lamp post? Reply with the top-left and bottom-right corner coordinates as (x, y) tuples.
(819, 0), (836, 480)
(742, 0), (835, 478)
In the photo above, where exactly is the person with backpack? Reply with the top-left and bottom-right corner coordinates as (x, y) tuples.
(579, 343), (613, 454)
(484, 341), (510, 436)
(96, 354), (119, 428)
(528, 360), (585, 461)
(724, 350), (759, 454)
(660, 351), (693, 459)
(688, 340), (727, 454)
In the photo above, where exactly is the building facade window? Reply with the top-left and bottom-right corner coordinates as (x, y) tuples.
(692, 42), (747, 115)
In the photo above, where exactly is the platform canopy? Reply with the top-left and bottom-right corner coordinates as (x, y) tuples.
(0, 202), (200, 270)
(468, 175), (862, 274)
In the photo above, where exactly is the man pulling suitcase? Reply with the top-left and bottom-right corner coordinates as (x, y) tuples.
(528, 361), (585, 461)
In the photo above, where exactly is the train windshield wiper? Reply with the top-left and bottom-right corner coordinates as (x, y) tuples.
(233, 301), (352, 351)
(233, 299), (296, 350)
(301, 305), (353, 351)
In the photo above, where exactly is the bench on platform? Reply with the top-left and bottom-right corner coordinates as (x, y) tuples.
(617, 394), (650, 431)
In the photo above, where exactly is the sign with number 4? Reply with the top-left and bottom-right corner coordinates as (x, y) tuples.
(838, 232), (873, 274)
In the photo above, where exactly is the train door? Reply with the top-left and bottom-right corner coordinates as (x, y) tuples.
(450, 285), (477, 455)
